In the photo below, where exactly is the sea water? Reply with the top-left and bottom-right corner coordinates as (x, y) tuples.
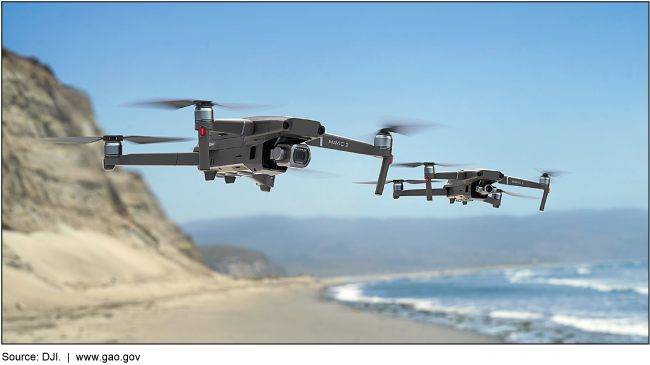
(326, 260), (648, 343)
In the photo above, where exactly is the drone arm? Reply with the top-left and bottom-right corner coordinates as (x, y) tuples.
(395, 188), (447, 197)
(433, 171), (466, 180)
(104, 153), (199, 166)
(498, 176), (546, 190)
(305, 134), (391, 158)
(375, 156), (392, 196)
(211, 119), (255, 135)
(539, 188), (550, 211)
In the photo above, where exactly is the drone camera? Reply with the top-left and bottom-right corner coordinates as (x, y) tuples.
(271, 144), (311, 168)
(475, 184), (495, 195)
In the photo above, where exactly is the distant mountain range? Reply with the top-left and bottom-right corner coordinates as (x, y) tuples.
(183, 209), (648, 277)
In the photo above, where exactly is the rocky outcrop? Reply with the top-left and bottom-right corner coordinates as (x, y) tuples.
(197, 245), (287, 278)
(1, 48), (211, 277)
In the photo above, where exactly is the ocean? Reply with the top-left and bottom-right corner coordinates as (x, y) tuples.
(326, 260), (648, 343)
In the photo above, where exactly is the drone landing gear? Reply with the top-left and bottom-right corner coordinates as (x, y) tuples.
(449, 198), (454, 204)
(204, 171), (217, 181)
(103, 160), (116, 171)
(224, 176), (236, 184)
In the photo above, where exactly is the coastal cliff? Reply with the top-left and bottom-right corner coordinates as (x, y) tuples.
(198, 245), (287, 278)
(2, 48), (215, 310)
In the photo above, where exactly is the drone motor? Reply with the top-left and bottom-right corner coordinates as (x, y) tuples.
(374, 133), (393, 149)
(104, 141), (122, 157)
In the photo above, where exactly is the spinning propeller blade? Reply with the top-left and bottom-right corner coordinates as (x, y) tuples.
(289, 168), (342, 179)
(499, 189), (536, 199)
(393, 162), (467, 168)
(123, 98), (278, 111)
(378, 116), (446, 136)
(355, 179), (441, 185)
(38, 137), (103, 144)
(37, 136), (191, 144)
(535, 168), (571, 178)
(354, 116), (443, 143)
(123, 136), (192, 144)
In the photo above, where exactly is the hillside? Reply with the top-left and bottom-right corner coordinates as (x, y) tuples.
(197, 245), (286, 278)
(1, 48), (216, 312)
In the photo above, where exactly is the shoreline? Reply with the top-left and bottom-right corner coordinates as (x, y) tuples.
(3, 274), (500, 343)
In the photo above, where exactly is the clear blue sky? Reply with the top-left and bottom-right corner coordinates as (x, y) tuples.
(3, 2), (648, 224)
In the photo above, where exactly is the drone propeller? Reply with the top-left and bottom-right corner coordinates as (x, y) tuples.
(377, 116), (445, 136)
(123, 98), (276, 111)
(535, 168), (570, 178)
(356, 116), (444, 142)
(289, 168), (342, 179)
(355, 179), (442, 185)
(38, 135), (192, 144)
(498, 189), (536, 199)
(393, 162), (466, 168)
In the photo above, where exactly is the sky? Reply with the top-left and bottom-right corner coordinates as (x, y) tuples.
(2, 2), (648, 224)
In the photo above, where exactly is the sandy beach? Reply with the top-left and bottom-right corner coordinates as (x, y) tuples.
(2, 275), (500, 344)
(1, 226), (499, 343)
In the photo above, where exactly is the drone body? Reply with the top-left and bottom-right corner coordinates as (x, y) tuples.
(42, 98), (562, 211)
(47, 100), (396, 195)
(384, 163), (555, 211)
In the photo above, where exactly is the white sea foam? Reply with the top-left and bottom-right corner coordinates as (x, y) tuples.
(634, 287), (649, 295)
(490, 310), (543, 320)
(505, 269), (536, 283)
(542, 278), (648, 295)
(551, 315), (649, 337)
(328, 284), (481, 315)
(504, 267), (648, 295)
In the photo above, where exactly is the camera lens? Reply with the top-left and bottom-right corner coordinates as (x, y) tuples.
(293, 148), (309, 164)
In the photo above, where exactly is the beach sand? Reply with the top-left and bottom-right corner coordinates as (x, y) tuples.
(2, 227), (499, 344)
(2, 277), (499, 344)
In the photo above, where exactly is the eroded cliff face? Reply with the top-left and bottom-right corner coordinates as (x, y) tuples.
(1, 48), (211, 278)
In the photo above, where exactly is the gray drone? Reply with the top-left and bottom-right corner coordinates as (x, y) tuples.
(41, 99), (427, 194)
(356, 162), (567, 211)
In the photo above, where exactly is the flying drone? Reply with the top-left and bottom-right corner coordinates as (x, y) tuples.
(41, 99), (426, 195)
(356, 162), (567, 211)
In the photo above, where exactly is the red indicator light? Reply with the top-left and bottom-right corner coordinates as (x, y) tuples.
(200, 126), (206, 136)
(390, 156), (393, 164)
(426, 177), (429, 182)
(548, 188), (550, 194)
